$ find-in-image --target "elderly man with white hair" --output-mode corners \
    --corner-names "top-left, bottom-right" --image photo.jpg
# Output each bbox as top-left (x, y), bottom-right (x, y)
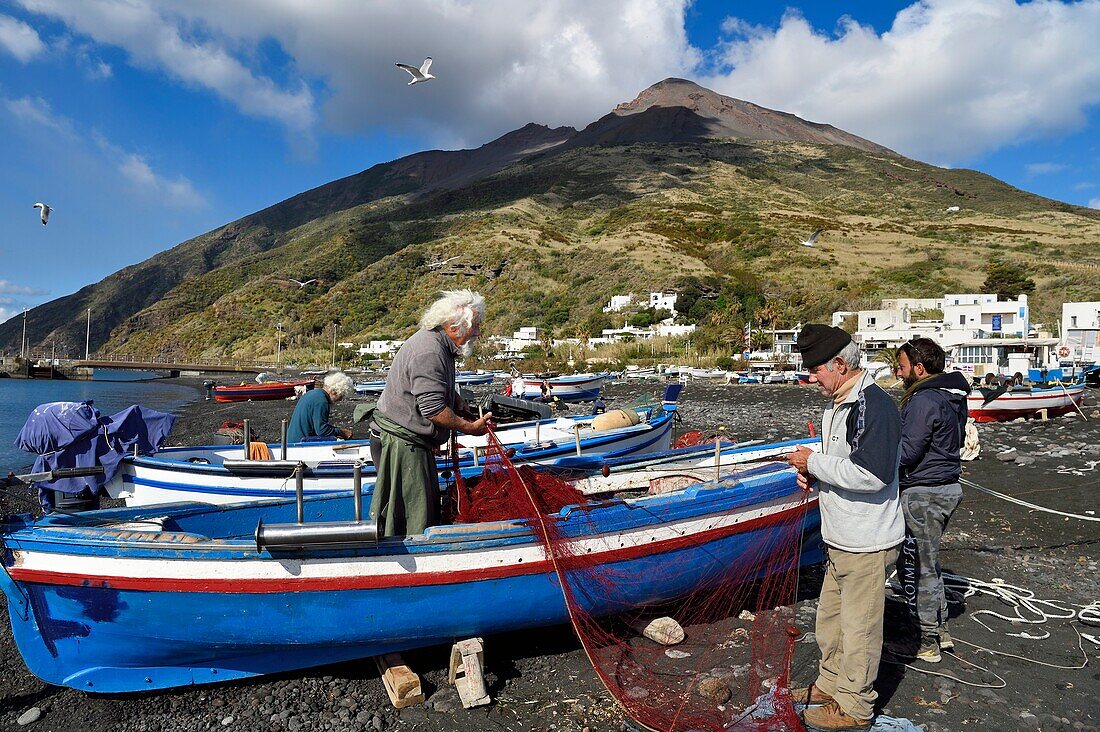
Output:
top-left (286, 371), bottom-right (355, 443)
top-left (784, 324), bottom-right (904, 732)
top-left (370, 290), bottom-right (493, 537)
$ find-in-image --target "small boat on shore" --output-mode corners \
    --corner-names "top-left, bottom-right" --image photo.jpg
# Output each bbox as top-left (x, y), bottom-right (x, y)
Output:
top-left (516, 372), bottom-right (609, 402)
top-left (213, 380), bottom-right (314, 403)
top-left (0, 460), bottom-right (821, 693)
top-left (105, 389), bottom-right (684, 506)
top-left (967, 381), bottom-right (1086, 422)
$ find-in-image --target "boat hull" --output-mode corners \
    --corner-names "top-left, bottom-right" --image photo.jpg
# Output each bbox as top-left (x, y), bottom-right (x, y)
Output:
top-left (212, 380), bottom-right (313, 403)
top-left (0, 467), bottom-right (821, 693)
top-left (967, 384), bottom-right (1085, 422)
top-left (520, 374), bottom-right (608, 402)
top-left (109, 409), bottom-right (677, 506)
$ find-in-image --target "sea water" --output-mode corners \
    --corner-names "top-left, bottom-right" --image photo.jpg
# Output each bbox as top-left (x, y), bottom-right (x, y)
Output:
top-left (0, 370), bottom-right (198, 473)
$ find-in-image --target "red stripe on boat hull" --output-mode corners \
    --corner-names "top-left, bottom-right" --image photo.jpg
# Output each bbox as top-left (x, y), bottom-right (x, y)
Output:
top-left (8, 500), bottom-right (816, 593)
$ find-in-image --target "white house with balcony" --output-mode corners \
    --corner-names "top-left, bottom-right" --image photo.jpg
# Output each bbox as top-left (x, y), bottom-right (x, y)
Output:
top-left (1061, 301), bottom-right (1099, 363)
top-left (649, 291), bottom-right (678, 315)
top-left (943, 294), bottom-right (1029, 337)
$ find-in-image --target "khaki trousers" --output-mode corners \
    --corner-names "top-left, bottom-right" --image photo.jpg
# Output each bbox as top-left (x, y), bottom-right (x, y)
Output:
top-left (814, 544), bottom-right (901, 721)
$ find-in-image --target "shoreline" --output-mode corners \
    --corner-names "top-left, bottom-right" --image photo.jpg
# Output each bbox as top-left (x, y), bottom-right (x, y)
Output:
top-left (0, 383), bottom-right (1097, 732)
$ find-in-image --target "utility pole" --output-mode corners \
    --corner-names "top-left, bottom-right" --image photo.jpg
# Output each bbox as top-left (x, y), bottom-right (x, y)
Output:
top-left (276, 322), bottom-right (283, 373)
top-left (331, 322), bottom-right (338, 368)
top-left (20, 309), bottom-right (27, 359)
top-left (85, 308), bottom-right (91, 359)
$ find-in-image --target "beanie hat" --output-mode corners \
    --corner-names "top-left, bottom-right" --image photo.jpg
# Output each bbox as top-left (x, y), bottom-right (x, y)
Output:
top-left (797, 324), bottom-right (853, 369)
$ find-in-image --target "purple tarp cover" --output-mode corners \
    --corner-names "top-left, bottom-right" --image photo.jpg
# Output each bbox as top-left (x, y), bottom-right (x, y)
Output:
top-left (15, 401), bottom-right (176, 505)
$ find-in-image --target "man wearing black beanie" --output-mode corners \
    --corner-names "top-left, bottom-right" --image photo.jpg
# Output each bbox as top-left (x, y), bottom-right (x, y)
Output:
top-left (786, 324), bottom-right (904, 732)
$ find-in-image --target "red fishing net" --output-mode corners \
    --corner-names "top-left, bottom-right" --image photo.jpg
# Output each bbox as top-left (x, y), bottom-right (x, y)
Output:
top-left (453, 429), bottom-right (818, 732)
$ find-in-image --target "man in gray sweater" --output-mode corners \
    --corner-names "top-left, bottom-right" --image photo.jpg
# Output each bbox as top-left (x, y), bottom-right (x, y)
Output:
top-left (370, 290), bottom-right (493, 537)
top-left (786, 324), bottom-right (904, 732)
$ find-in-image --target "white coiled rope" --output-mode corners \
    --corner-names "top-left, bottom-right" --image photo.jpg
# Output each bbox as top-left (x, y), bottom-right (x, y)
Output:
top-left (959, 477), bottom-right (1100, 522)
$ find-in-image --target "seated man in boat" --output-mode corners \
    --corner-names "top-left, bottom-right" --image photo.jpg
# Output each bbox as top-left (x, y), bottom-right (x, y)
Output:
top-left (369, 290), bottom-right (494, 537)
top-left (286, 371), bottom-right (355, 442)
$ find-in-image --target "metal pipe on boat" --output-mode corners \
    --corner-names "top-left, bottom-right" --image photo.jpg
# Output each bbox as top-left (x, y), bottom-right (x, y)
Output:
top-left (714, 428), bottom-right (724, 482)
top-left (295, 461), bottom-right (305, 524)
top-left (255, 520), bottom-right (378, 552)
top-left (535, 420), bottom-right (540, 447)
top-left (280, 419), bottom-right (288, 460)
top-left (243, 419), bottom-right (251, 459)
top-left (353, 463), bottom-right (363, 523)
top-left (574, 423), bottom-right (582, 456)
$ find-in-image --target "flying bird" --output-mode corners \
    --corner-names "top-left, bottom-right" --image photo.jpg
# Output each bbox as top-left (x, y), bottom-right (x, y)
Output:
top-left (287, 278), bottom-right (317, 288)
top-left (395, 57), bottom-right (435, 85)
top-left (801, 229), bottom-right (824, 248)
top-left (33, 202), bottom-right (52, 226)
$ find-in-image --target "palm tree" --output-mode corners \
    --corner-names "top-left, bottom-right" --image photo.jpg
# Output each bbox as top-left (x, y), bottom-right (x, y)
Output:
top-left (875, 346), bottom-right (901, 377)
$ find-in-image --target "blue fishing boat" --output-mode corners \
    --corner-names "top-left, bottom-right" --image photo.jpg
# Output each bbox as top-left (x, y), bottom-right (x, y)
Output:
top-left (103, 389), bottom-right (683, 507)
top-left (0, 461), bottom-right (821, 693)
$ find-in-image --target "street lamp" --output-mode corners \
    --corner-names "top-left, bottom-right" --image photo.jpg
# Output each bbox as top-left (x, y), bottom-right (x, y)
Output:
top-left (85, 308), bottom-right (91, 360)
top-left (20, 309), bottom-right (27, 359)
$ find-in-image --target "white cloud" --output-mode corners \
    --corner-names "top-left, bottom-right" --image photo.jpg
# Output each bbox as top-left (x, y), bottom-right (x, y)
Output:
top-left (1074, 181), bottom-right (1096, 190)
top-left (12, 0), bottom-right (1100, 166)
top-left (3, 95), bottom-right (78, 138)
top-left (1089, 198), bottom-right (1100, 209)
top-left (0, 13), bottom-right (44, 62)
top-left (16, 0), bottom-right (699, 147)
top-left (699, 0), bottom-right (1100, 163)
top-left (17, 0), bottom-right (316, 132)
top-left (0, 280), bottom-right (48, 296)
top-left (3, 95), bottom-right (207, 209)
top-left (1025, 162), bottom-right (1069, 175)
top-left (116, 151), bottom-right (205, 209)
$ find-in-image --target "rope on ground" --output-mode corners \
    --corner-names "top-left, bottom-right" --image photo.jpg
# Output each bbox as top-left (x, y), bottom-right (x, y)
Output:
top-left (884, 570), bottom-right (1096, 685)
top-left (959, 477), bottom-right (1100, 522)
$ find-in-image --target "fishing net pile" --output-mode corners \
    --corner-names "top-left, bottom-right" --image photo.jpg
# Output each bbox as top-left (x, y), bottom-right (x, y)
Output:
top-left (452, 430), bottom-right (819, 731)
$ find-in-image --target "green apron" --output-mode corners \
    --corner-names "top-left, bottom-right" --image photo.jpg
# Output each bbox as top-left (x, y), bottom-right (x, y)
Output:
top-left (369, 411), bottom-right (440, 538)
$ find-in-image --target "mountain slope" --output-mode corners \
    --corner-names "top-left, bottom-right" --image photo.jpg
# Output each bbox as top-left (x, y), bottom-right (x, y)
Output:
top-left (3, 80), bottom-right (1097, 361)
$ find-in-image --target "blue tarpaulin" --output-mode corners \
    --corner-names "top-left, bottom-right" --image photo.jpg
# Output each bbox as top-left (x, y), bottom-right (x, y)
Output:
top-left (15, 401), bottom-right (176, 508)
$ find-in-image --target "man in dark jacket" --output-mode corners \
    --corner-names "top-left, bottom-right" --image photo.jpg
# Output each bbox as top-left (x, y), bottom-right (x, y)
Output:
top-left (894, 338), bottom-right (971, 662)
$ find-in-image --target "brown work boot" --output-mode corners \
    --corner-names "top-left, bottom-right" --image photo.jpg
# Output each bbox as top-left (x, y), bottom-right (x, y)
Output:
top-left (790, 683), bottom-right (833, 705)
top-left (801, 699), bottom-right (872, 732)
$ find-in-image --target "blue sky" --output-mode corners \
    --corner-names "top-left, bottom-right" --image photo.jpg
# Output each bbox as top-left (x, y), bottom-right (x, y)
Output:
top-left (1, 0), bottom-right (1099, 324)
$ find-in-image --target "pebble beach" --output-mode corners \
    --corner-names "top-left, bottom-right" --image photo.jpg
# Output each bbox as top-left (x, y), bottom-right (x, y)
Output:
top-left (1, 380), bottom-right (1097, 732)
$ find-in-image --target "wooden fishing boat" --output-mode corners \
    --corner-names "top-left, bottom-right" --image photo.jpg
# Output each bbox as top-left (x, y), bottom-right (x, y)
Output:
top-left (104, 395), bottom-right (683, 507)
top-left (517, 372), bottom-right (609, 402)
top-left (967, 382), bottom-right (1086, 422)
top-left (0, 461), bottom-right (821, 693)
top-left (212, 380), bottom-right (314, 403)
top-left (456, 371), bottom-right (495, 386)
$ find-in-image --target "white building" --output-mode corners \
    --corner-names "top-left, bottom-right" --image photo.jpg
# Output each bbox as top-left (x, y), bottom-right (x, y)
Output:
top-left (943, 294), bottom-right (1029, 337)
top-left (655, 323), bottom-right (695, 338)
top-left (603, 295), bottom-right (634, 313)
top-left (357, 340), bottom-right (405, 357)
top-left (649, 291), bottom-right (678, 315)
top-left (1061, 301), bottom-right (1100, 363)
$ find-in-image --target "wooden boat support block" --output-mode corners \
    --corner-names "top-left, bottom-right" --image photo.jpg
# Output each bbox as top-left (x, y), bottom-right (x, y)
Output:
top-left (374, 653), bottom-right (425, 709)
top-left (448, 637), bottom-right (491, 708)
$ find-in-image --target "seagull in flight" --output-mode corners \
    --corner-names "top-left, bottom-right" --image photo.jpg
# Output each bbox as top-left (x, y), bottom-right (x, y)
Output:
top-left (33, 202), bottom-right (52, 226)
top-left (396, 57), bottom-right (435, 85)
top-left (801, 229), bottom-right (824, 248)
top-left (288, 278), bottom-right (317, 288)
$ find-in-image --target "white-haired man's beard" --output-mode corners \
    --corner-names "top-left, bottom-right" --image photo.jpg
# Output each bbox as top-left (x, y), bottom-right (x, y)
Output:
top-left (459, 339), bottom-right (476, 358)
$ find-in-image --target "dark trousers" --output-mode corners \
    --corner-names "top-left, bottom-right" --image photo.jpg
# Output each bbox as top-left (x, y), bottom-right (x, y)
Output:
top-left (896, 483), bottom-right (963, 637)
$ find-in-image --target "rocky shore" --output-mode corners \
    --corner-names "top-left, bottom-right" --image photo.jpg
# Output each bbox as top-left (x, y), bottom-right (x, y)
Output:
top-left (1, 380), bottom-right (1097, 732)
